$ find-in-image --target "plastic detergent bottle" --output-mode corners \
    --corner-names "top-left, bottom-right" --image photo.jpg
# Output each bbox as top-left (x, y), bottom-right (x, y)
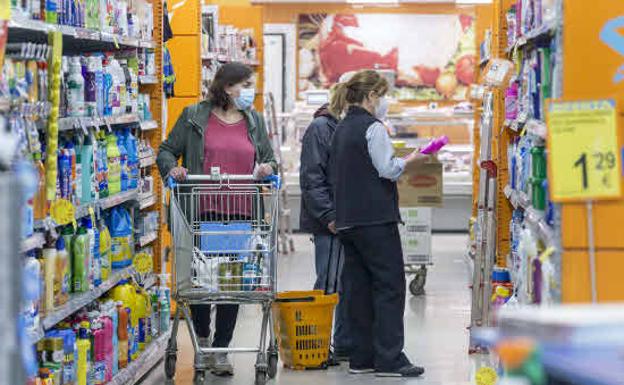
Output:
top-left (83, 218), bottom-right (98, 289)
top-left (110, 302), bottom-right (119, 376)
top-left (102, 57), bottom-right (113, 117)
top-left (108, 207), bottom-right (133, 269)
top-left (81, 133), bottom-right (95, 204)
top-left (117, 132), bottom-right (129, 192)
top-left (106, 133), bottom-right (121, 195)
top-left (124, 129), bottom-right (139, 190)
top-left (23, 252), bottom-right (42, 341)
top-left (60, 226), bottom-right (74, 293)
top-left (143, 291), bottom-right (152, 344)
top-left (42, 243), bottom-right (57, 313)
top-left (99, 220), bottom-right (112, 281)
top-left (55, 237), bottom-right (70, 306)
top-left (72, 226), bottom-right (90, 293)
top-left (97, 132), bottom-right (109, 198)
top-left (116, 302), bottom-right (129, 369)
top-left (67, 56), bottom-right (85, 117)
top-left (94, 56), bottom-right (105, 117)
top-left (92, 318), bottom-right (106, 385)
top-left (33, 153), bottom-right (47, 220)
top-left (84, 56), bottom-right (97, 117)
top-left (76, 323), bottom-right (91, 385)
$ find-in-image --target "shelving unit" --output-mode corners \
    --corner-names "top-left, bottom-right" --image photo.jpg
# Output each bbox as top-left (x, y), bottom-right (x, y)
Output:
top-left (4, 1), bottom-right (168, 381)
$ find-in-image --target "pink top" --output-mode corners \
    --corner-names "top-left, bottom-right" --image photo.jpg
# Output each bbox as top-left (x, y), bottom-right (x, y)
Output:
top-left (202, 113), bottom-right (255, 217)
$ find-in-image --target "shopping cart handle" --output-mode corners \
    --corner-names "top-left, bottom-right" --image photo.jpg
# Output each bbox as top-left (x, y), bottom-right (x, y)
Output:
top-left (167, 176), bottom-right (177, 189)
top-left (264, 174), bottom-right (281, 189)
top-left (274, 296), bottom-right (315, 303)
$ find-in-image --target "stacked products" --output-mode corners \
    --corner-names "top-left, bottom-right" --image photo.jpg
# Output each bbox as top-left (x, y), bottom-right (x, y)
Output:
top-left (10, 0), bottom-right (154, 42)
top-left (22, 207), bottom-right (135, 333)
top-left (30, 282), bottom-right (170, 385)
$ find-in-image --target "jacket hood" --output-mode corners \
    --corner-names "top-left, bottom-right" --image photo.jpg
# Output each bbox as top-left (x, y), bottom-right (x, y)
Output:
top-left (313, 103), bottom-right (336, 120)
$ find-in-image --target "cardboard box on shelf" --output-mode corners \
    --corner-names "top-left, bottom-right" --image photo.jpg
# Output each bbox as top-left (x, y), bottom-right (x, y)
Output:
top-left (395, 148), bottom-right (443, 207)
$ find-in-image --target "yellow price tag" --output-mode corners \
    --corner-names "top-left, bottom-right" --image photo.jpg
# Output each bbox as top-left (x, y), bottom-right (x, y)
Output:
top-left (50, 199), bottom-right (76, 226)
top-left (475, 367), bottom-right (498, 385)
top-left (133, 252), bottom-right (154, 274)
top-left (547, 99), bottom-right (621, 201)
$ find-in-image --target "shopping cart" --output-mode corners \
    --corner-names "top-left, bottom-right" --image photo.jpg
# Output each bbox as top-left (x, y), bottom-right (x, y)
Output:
top-left (164, 171), bottom-right (280, 385)
top-left (399, 207), bottom-right (433, 296)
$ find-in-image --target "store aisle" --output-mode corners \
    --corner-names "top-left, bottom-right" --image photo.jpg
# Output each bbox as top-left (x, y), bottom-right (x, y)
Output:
top-left (140, 234), bottom-right (482, 385)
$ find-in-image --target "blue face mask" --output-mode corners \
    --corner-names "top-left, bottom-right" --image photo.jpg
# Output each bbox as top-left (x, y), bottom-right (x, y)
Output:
top-left (234, 88), bottom-right (256, 110)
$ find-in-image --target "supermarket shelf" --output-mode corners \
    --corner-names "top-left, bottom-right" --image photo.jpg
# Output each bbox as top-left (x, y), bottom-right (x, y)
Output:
top-left (8, 16), bottom-right (155, 49)
top-left (59, 114), bottom-right (141, 131)
top-left (99, 189), bottom-right (139, 210)
top-left (138, 231), bottom-right (158, 247)
top-left (140, 120), bottom-right (158, 131)
top-left (506, 21), bottom-right (558, 54)
top-left (109, 328), bottom-right (171, 385)
top-left (504, 185), bottom-right (556, 247)
top-left (140, 155), bottom-right (156, 168)
top-left (139, 75), bottom-right (158, 85)
top-left (41, 265), bottom-right (135, 331)
top-left (203, 53), bottom-right (260, 66)
top-left (21, 232), bottom-right (46, 253)
top-left (139, 194), bottom-right (157, 210)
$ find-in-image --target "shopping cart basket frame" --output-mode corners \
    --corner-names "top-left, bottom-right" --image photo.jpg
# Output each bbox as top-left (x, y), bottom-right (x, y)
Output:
top-left (164, 172), bottom-right (281, 385)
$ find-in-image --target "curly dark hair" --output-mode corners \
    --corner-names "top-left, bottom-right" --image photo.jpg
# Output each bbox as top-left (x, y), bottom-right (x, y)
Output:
top-left (209, 62), bottom-right (254, 109)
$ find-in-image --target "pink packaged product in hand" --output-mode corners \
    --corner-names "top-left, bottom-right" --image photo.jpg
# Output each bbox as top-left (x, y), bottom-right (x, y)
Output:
top-left (420, 136), bottom-right (449, 155)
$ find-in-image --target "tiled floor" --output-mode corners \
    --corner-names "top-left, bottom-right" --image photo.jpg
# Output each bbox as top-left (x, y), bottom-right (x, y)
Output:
top-left (140, 234), bottom-right (488, 385)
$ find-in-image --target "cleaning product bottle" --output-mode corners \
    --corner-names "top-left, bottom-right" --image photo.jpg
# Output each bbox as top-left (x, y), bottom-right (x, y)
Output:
top-left (420, 135), bottom-right (449, 155)
top-left (135, 288), bottom-right (147, 352)
top-left (124, 129), bottom-right (139, 190)
top-left (23, 252), bottom-right (42, 336)
top-left (67, 56), bottom-right (85, 117)
top-left (81, 132), bottom-right (95, 204)
top-left (117, 132), bottom-right (128, 192)
top-left (72, 225), bottom-right (90, 293)
top-left (106, 133), bottom-right (121, 195)
top-left (93, 218), bottom-right (101, 287)
top-left (83, 218), bottom-right (99, 289)
top-left (111, 280), bottom-right (137, 361)
top-left (60, 226), bottom-right (74, 291)
top-left (110, 302), bottom-right (119, 377)
top-left (94, 56), bottom-right (105, 117)
top-left (99, 219), bottom-right (112, 282)
top-left (43, 243), bottom-right (57, 314)
top-left (108, 207), bottom-right (133, 269)
top-left (160, 289), bottom-right (170, 332)
top-left (72, 140), bottom-right (82, 206)
top-left (116, 302), bottom-right (129, 369)
top-left (58, 146), bottom-right (71, 200)
top-left (102, 57), bottom-right (113, 117)
top-left (143, 290), bottom-right (152, 344)
top-left (84, 56), bottom-right (97, 117)
top-left (97, 131), bottom-right (109, 198)
top-left (92, 318), bottom-right (106, 385)
top-left (55, 237), bottom-right (70, 306)
top-left (76, 322), bottom-right (91, 385)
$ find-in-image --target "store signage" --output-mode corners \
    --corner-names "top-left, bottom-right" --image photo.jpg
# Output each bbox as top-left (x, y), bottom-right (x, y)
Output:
top-left (600, 16), bottom-right (624, 84)
top-left (547, 99), bottom-right (621, 201)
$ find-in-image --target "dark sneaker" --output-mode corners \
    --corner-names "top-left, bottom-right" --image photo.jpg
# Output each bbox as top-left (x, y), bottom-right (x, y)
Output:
top-left (376, 364), bottom-right (425, 378)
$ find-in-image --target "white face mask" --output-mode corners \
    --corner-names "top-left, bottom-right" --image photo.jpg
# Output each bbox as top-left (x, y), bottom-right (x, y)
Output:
top-left (375, 96), bottom-right (389, 120)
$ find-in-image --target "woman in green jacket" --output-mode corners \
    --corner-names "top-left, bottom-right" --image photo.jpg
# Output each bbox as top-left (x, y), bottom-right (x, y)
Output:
top-left (157, 62), bottom-right (277, 376)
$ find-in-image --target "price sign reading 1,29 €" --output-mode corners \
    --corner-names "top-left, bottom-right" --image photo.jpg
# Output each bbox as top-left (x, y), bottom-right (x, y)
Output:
top-left (547, 99), bottom-right (621, 202)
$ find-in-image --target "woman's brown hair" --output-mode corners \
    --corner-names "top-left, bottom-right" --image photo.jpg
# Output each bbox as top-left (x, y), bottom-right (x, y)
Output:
top-left (329, 70), bottom-right (389, 117)
top-left (209, 62), bottom-right (253, 109)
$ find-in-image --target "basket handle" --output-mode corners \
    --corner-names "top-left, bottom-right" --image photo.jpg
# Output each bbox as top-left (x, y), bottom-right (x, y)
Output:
top-left (274, 296), bottom-right (316, 303)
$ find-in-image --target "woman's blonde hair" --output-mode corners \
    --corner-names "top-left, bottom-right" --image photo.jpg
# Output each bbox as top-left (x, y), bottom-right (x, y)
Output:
top-left (329, 70), bottom-right (389, 118)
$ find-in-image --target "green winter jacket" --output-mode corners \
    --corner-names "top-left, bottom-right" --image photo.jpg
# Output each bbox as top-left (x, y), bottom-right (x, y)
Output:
top-left (157, 100), bottom-right (278, 179)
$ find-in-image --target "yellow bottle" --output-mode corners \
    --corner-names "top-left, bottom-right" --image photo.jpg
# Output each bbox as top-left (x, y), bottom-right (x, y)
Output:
top-left (111, 281), bottom-right (138, 360)
top-left (99, 221), bottom-right (112, 281)
top-left (76, 322), bottom-right (91, 385)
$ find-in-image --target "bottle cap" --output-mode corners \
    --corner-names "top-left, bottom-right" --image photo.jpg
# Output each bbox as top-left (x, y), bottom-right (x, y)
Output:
top-left (56, 236), bottom-right (65, 250)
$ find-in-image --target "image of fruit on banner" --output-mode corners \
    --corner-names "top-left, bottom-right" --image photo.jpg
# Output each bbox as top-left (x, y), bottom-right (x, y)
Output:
top-left (297, 13), bottom-right (476, 101)
top-left (108, 207), bottom-right (133, 269)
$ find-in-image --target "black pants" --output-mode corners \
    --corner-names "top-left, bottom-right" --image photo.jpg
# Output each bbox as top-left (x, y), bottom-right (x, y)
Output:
top-left (339, 223), bottom-right (409, 372)
top-left (191, 304), bottom-right (239, 347)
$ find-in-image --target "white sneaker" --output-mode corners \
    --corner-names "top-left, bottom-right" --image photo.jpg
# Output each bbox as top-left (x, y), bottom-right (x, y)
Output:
top-left (196, 338), bottom-right (213, 369)
top-left (212, 353), bottom-right (234, 376)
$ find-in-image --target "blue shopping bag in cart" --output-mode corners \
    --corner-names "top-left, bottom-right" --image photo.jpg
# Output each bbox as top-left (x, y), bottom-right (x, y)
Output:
top-left (200, 222), bottom-right (253, 255)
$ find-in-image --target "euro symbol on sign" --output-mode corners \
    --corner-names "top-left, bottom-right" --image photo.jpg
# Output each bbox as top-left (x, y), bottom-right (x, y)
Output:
top-left (600, 16), bottom-right (624, 84)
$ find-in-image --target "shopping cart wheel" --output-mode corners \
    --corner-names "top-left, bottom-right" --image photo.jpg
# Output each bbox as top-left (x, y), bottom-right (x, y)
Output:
top-left (409, 266), bottom-right (427, 296)
top-left (267, 351), bottom-right (279, 378)
top-left (164, 353), bottom-right (177, 379)
top-left (193, 370), bottom-right (206, 384)
top-left (255, 368), bottom-right (268, 385)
